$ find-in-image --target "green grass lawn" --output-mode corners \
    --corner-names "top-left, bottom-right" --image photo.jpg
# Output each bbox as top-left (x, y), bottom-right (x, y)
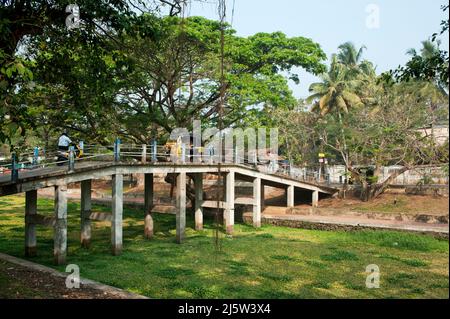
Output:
top-left (0, 195), bottom-right (448, 299)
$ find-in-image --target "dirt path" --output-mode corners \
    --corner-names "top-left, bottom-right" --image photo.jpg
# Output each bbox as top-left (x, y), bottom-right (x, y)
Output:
top-left (0, 253), bottom-right (147, 299)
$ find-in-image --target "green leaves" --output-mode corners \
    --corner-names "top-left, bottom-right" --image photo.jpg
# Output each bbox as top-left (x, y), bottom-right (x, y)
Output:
top-left (116, 15), bottom-right (326, 140)
top-left (389, 5), bottom-right (449, 92)
top-left (1, 3), bottom-right (327, 148)
top-left (308, 53), bottom-right (367, 116)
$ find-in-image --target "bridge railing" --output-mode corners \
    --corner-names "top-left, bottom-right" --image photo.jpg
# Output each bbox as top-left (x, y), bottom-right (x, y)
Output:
top-left (0, 141), bottom-right (331, 185)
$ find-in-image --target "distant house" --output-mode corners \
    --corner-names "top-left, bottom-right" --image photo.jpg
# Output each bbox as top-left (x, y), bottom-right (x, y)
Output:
top-left (418, 124), bottom-right (449, 146)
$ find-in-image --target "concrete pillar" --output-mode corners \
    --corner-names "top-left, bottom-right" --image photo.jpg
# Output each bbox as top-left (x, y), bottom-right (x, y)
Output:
top-left (141, 144), bottom-right (147, 164)
top-left (253, 177), bottom-right (261, 228)
top-left (144, 174), bottom-right (154, 239)
top-left (287, 185), bottom-right (295, 208)
top-left (176, 172), bottom-right (186, 244)
top-left (80, 180), bottom-right (92, 248)
top-left (194, 173), bottom-right (204, 231)
top-left (25, 190), bottom-right (37, 257)
top-left (111, 174), bottom-right (123, 255)
top-left (54, 185), bottom-right (67, 265)
top-left (225, 171), bottom-right (235, 235)
top-left (312, 190), bottom-right (319, 208)
top-left (261, 183), bottom-right (265, 212)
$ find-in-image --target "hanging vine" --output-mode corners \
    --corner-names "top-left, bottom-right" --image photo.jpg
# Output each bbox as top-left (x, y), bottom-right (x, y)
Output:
top-left (212, 0), bottom-right (228, 252)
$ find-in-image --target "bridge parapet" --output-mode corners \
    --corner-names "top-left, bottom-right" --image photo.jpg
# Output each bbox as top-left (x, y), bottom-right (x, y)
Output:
top-left (0, 142), bottom-right (334, 188)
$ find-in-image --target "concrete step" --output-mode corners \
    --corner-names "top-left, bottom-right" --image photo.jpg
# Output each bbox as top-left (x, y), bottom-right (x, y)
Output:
top-left (262, 214), bottom-right (449, 238)
top-left (288, 207), bottom-right (449, 225)
top-left (259, 204), bottom-right (449, 226)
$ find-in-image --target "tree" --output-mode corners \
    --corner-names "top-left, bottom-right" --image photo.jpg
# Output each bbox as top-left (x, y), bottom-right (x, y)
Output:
top-left (156, 0), bottom-right (207, 16)
top-left (115, 16), bottom-right (326, 143)
top-left (406, 40), bottom-right (449, 96)
top-left (337, 42), bottom-right (366, 66)
top-left (336, 42), bottom-right (375, 77)
top-left (4, 9), bottom-right (326, 148)
top-left (317, 81), bottom-right (448, 201)
top-left (19, 37), bottom-right (130, 146)
top-left (389, 5), bottom-right (449, 94)
top-left (307, 55), bottom-right (364, 116)
top-left (273, 106), bottom-right (320, 166)
top-left (279, 75), bottom-right (448, 201)
top-left (0, 0), bottom-right (139, 147)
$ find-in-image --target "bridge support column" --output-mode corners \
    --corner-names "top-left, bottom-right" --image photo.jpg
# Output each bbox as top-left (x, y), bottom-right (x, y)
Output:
top-left (144, 174), bottom-right (154, 239)
top-left (287, 185), bottom-right (295, 208)
top-left (25, 190), bottom-right (37, 257)
top-left (312, 190), bottom-right (319, 208)
top-left (176, 172), bottom-right (186, 244)
top-left (253, 177), bottom-right (261, 228)
top-left (261, 183), bottom-right (265, 212)
top-left (54, 185), bottom-right (67, 265)
top-left (224, 171), bottom-right (235, 235)
top-left (194, 173), bottom-right (203, 231)
top-left (111, 174), bottom-right (123, 255)
top-left (80, 180), bottom-right (92, 248)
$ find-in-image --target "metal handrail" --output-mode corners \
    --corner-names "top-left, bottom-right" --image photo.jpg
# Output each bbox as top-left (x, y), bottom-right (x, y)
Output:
top-left (0, 141), bottom-right (334, 185)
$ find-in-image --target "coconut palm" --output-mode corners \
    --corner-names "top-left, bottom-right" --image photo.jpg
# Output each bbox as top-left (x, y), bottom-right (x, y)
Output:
top-left (407, 40), bottom-right (441, 59)
top-left (336, 42), bottom-right (375, 77)
top-left (307, 55), bottom-right (364, 116)
top-left (337, 42), bottom-right (366, 66)
top-left (407, 40), bottom-right (448, 96)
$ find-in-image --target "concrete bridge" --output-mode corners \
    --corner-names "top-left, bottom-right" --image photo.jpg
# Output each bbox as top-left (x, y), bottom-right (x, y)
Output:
top-left (0, 159), bottom-right (338, 265)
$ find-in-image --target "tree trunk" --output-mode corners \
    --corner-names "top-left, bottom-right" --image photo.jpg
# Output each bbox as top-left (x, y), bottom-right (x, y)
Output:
top-left (367, 167), bottom-right (410, 200)
top-left (361, 180), bottom-right (370, 202)
top-left (165, 173), bottom-right (198, 204)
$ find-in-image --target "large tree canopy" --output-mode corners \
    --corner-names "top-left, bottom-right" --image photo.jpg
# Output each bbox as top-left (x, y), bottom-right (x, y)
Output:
top-left (116, 16), bottom-right (326, 143)
top-left (0, 0), bottom-right (142, 146)
top-left (8, 12), bottom-right (326, 147)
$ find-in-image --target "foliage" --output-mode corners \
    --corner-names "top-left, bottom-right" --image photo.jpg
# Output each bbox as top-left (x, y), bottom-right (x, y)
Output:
top-left (307, 55), bottom-right (365, 116)
top-left (301, 34), bottom-right (448, 201)
top-left (0, 0), bottom-right (140, 149)
top-left (116, 16), bottom-right (326, 143)
top-left (279, 46), bottom-right (449, 200)
top-left (388, 5), bottom-right (449, 93)
top-left (272, 106), bottom-right (320, 165)
top-left (1, 3), bottom-right (326, 147)
top-left (307, 42), bottom-right (376, 117)
top-left (417, 175), bottom-right (434, 187)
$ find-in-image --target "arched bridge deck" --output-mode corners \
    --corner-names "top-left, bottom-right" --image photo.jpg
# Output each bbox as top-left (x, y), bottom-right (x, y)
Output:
top-left (0, 161), bottom-right (338, 265)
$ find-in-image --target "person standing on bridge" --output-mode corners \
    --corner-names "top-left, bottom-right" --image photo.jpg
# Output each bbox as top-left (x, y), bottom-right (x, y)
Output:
top-left (58, 130), bottom-right (72, 151)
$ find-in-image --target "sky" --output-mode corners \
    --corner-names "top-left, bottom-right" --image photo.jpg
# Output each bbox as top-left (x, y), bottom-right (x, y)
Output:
top-left (187, 0), bottom-right (449, 99)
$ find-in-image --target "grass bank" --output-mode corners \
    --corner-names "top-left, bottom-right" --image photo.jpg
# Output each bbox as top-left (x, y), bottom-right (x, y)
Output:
top-left (0, 195), bottom-right (448, 299)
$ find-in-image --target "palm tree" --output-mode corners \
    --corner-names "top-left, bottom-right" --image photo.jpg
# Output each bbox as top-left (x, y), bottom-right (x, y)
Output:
top-left (407, 40), bottom-right (441, 59)
top-left (336, 42), bottom-right (375, 77)
top-left (307, 55), bottom-right (364, 116)
top-left (337, 42), bottom-right (366, 66)
top-left (307, 55), bottom-right (365, 189)
top-left (335, 42), bottom-right (378, 107)
top-left (407, 40), bottom-right (448, 97)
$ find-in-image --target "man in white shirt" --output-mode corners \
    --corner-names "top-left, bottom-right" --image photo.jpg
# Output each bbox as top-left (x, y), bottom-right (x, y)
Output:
top-left (58, 130), bottom-right (72, 151)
